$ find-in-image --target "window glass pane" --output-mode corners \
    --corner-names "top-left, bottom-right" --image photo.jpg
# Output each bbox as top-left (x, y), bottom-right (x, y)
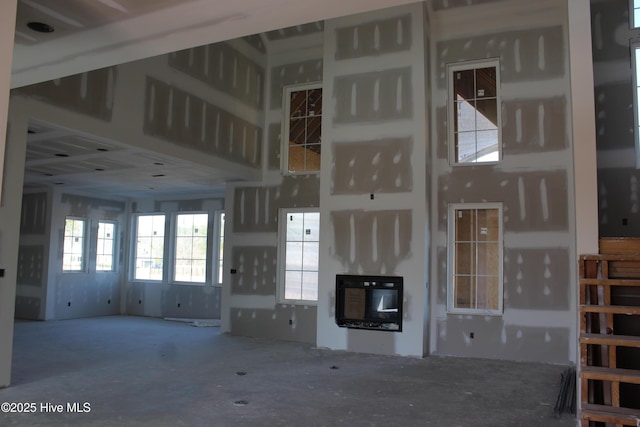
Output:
top-left (450, 206), bottom-right (502, 313)
top-left (135, 215), bottom-right (165, 281)
top-left (285, 270), bottom-right (302, 300)
top-left (174, 213), bottom-right (208, 283)
top-left (453, 69), bottom-right (475, 100)
top-left (63, 218), bottom-right (85, 271)
top-left (451, 62), bottom-right (499, 164)
top-left (287, 213), bottom-right (305, 240)
top-left (302, 242), bottom-right (319, 270)
top-left (286, 242), bottom-right (303, 270)
top-left (285, 85), bottom-right (322, 174)
top-left (475, 67), bottom-right (496, 98)
top-left (302, 271), bottom-right (318, 301)
top-left (303, 212), bottom-right (320, 241)
top-left (97, 221), bottom-right (115, 271)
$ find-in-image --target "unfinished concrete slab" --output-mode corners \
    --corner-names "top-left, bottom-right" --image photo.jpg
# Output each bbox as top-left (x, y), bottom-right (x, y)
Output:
top-left (1, 316), bottom-right (575, 426)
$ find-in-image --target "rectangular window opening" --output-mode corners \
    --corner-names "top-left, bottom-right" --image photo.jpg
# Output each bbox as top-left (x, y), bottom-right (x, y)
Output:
top-left (97, 221), bottom-right (116, 272)
top-left (448, 59), bottom-right (501, 165)
top-left (134, 214), bottom-right (166, 281)
top-left (282, 83), bottom-right (322, 175)
top-left (174, 213), bottom-right (209, 284)
top-left (63, 217), bottom-right (87, 272)
top-left (448, 203), bottom-right (503, 315)
top-left (278, 208), bottom-right (320, 304)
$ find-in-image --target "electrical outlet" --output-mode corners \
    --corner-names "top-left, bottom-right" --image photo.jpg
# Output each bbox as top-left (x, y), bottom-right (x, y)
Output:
top-left (470, 332), bottom-right (475, 339)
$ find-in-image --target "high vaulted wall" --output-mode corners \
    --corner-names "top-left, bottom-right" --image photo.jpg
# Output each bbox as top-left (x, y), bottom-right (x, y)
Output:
top-left (317, 3), bottom-right (429, 357)
top-left (429, 0), bottom-right (576, 363)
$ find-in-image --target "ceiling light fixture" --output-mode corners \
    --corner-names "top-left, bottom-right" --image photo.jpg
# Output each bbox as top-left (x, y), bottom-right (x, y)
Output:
top-left (27, 22), bottom-right (55, 33)
top-left (54, 153), bottom-right (69, 157)
top-left (96, 148), bottom-right (109, 152)
top-left (152, 174), bottom-right (165, 178)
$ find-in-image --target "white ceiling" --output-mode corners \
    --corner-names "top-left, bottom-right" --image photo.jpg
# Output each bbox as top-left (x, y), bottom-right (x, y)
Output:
top-left (13, 0), bottom-right (421, 200)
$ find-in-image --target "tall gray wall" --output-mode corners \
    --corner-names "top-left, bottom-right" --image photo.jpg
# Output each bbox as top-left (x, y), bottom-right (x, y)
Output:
top-left (221, 25), bottom-right (324, 344)
top-left (429, 1), bottom-right (575, 363)
top-left (591, 0), bottom-right (640, 237)
top-left (317, 3), bottom-right (428, 357)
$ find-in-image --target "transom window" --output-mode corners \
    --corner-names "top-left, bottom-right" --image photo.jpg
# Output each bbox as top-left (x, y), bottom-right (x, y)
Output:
top-left (134, 214), bottom-right (165, 281)
top-left (632, 40), bottom-right (640, 168)
top-left (448, 59), bottom-right (501, 164)
top-left (174, 213), bottom-right (208, 283)
top-left (96, 221), bottom-right (116, 272)
top-left (633, 0), bottom-right (640, 28)
top-left (282, 83), bottom-right (322, 174)
top-left (63, 217), bottom-right (86, 271)
top-left (448, 203), bottom-right (503, 315)
top-left (278, 208), bottom-right (320, 303)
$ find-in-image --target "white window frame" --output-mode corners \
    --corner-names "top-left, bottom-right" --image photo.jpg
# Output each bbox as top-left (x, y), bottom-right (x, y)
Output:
top-left (96, 220), bottom-right (117, 272)
top-left (631, 0), bottom-right (640, 28)
top-left (632, 39), bottom-right (640, 168)
top-left (62, 216), bottom-right (87, 272)
top-left (277, 207), bottom-right (320, 305)
top-left (281, 82), bottom-right (322, 176)
top-left (172, 212), bottom-right (209, 285)
top-left (447, 202), bottom-right (503, 315)
top-left (215, 210), bottom-right (225, 286)
top-left (447, 58), bottom-right (502, 166)
top-left (132, 213), bottom-right (166, 282)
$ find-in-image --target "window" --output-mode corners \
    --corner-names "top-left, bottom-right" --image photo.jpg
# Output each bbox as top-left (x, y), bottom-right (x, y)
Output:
top-left (134, 214), bottom-right (165, 280)
top-left (216, 211), bottom-right (225, 285)
top-left (448, 203), bottom-right (503, 314)
top-left (633, 0), bottom-right (640, 28)
top-left (448, 59), bottom-right (501, 164)
top-left (633, 40), bottom-right (640, 168)
top-left (63, 217), bottom-right (86, 271)
top-left (282, 83), bottom-right (322, 174)
top-left (96, 221), bottom-right (116, 271)
top-left (278, 208), bottom-right (320, 303)
top-left (174, 213), bottom-right (208, 283)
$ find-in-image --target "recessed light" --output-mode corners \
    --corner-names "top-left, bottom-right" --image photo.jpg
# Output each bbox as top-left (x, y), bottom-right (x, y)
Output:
top-left (43, 173), bottom-right (53, 176)
top-left (27, 22), bottom-right (54, 33)
top-left (154, 162), bottom-right (164, 166)
top-left (95, 168), bottom-right (105, 171)
top-left (54, 182), bottom-right (65, 185)
top-left (54, 153), bottom-right (69, 157)
top-left (152, 174), bottom-right (165, 178)
top-left (96, 148), bottom-right (109, 152)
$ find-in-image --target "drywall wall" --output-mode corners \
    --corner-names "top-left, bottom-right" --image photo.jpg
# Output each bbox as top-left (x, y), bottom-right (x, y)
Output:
top-left (125, 197), bottom-right (223, 319)
top-left (15, 189), bottom-right (52, 320)
top-left (221, 25), bottom-right (323, 343)
top-left (429, 0), bottom-right (575, 363)
top-left (591, 0), bottom-right (640, 237)
top-left (317, 3), bottom-right (428, 357)
top-left (44, 191), bottom-right (126, 320)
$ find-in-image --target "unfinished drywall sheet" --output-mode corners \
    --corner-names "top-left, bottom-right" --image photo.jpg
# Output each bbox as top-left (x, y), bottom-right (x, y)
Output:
top-left (161, 286), bottom-right (222, 319)
top-left (20, 192), bottom-right (48, 234)
top-left (436, 317), bottom-right (570, 363)
top-left (242, 35), bottom-right (266, 54)
top-left (334, 14), bottom-right (412, 59)
top-left (230, 305), bottom-right (317, 343)
top-left (334, 67), bottom-right (413, 123)
top-left (17, 67), bottom-right (116, 121)
top-left (436, 26), bottom-right (564, 86)
top-left (17, 246), bottom-right (44, 287)
top-left (317, 3), bottom-right (428, 357)
top-left (169, 42), bottom-right (265, 110)
top-left (230, 246), bottom-right (277, 295)
top-left (269, 59), bottom-right (324, 109)
top-left (439, 170), bottom-right (568, 231)
top-left (143, 77), bottom-right (262, 168)
top-left (331, 210), bottom-right (412, 274)
top-left (332, 138), bottom-right (413, 194)
top-left (232, 176), bottom-right (320, 233)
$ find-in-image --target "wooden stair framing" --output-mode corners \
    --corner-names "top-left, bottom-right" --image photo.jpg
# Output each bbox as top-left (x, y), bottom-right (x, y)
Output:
top-left (579, 238), bottom-right (640, 427)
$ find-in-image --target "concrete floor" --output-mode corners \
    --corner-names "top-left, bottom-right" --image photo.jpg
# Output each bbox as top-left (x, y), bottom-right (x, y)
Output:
top-left (0, 316), bottom-right (577, 426)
